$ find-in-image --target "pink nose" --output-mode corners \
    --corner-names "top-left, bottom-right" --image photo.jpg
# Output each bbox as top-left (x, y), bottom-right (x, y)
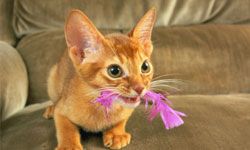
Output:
top-left (134, 86), bottom-right (144, 95)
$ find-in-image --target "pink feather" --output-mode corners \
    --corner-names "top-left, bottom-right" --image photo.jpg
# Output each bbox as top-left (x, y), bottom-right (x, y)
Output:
top-left (93, 90), bottom-right (186, 129)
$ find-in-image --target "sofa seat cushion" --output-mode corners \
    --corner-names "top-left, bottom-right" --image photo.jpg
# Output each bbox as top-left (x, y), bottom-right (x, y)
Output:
top-left (16, 25), bottom-right (250, 103)
top-left (1, 94), bottom-right (250, 150)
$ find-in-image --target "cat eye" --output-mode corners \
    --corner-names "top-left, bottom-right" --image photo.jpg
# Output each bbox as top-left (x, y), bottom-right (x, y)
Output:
top-left (107, 64), bottom-right (123, 78)
top-left (141, 60), bottom-right (150, 73)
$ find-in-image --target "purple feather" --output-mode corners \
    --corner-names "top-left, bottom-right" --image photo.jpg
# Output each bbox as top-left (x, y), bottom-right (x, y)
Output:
top-left (143, 91), bottom-right (186, 129)
top-left (92, 90), bottom-right (119, 116)
top-left (93, 90), bottom-right (186, 129)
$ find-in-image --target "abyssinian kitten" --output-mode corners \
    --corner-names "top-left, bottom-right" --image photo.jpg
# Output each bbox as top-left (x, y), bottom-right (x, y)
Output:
top-left (43, 8), bottom-right (156, 150)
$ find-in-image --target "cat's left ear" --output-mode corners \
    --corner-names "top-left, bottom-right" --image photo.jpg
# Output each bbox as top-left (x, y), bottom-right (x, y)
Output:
top-left (129, 8), bottom-right (156, 56)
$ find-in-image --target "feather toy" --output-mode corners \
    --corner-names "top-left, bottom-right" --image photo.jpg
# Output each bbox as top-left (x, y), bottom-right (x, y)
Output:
top-left (93, 90), bottom-right (186, 129)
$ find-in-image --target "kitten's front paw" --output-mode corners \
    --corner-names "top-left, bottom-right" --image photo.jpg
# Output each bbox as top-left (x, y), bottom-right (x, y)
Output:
top-left (55, 144), bottom-right (83, 150)
top-left (103, 131), bottom-right (131, 149)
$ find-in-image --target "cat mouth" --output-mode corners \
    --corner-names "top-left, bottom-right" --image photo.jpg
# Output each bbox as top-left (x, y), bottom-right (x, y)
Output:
top-left (120, 96), bottom-right (141, 104)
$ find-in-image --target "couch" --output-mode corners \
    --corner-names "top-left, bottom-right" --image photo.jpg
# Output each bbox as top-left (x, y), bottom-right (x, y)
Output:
top-left (1, 0), bottom-right (250, 149)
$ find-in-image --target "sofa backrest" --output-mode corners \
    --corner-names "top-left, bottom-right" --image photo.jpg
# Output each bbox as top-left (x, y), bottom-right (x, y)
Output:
top-left (13, 0), bottom-right (250, 38)
top-left (16, 25), bottom-right (250, 104)
top-left (0, 0), bottom-right (15, 45)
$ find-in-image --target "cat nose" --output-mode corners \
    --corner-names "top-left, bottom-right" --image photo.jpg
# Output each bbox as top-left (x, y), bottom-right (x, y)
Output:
top-left (134, 85), bottom-right (144, 95)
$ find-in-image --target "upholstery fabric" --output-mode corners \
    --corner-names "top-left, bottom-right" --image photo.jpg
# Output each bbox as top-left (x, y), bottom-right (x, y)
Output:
top-left (0, 42), bottom-right (28, 121)
top-left (151, 25), bottom-right (250, 95)
top-left (16, 30), bottom-right (66, 104)
top-left (0, 0), bottom-right (16, 45)
top-left (1, 94), bottom-right (250, 150)
top-left (16, 25), bottom-right (250, 104)
top-left (13, 0), bottom-right (250, 38)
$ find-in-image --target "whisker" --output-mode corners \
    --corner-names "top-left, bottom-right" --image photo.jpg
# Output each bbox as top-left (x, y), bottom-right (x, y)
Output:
top-left (151, 80), bottom-right (185, 84)
top-left (152, 74), bottom-right (182, 81)
top-left (152, 78), bottom-right (184, 82)
top-left (149, 87), bottom-right (170, 94)
top-left (83, 87), bottom-right (117, 97)
top-left (150, 84), bottom-right (181, 91)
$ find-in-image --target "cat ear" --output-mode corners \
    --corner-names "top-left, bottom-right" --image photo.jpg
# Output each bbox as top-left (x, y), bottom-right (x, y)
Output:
top-left (65, 10), bottom-right (104, 65)
top-left (129, 8), bottom-right (156, 56)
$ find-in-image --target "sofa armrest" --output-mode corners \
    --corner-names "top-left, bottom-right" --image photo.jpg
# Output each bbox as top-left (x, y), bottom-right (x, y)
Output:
top-left (0, 41), bottom-right (28, 121)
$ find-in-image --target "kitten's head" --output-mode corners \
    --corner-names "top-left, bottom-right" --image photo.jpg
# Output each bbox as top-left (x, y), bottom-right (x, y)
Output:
top-left (65, 8), bottom-right (156, 108)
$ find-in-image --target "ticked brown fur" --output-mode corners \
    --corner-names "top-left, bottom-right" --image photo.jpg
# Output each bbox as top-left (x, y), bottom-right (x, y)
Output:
top-left (44, 8), bottom-right (156, 150)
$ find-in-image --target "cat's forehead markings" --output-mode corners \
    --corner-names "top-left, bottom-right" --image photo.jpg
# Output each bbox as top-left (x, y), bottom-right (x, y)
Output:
top-left (105, 33), bottom-right (146, 70)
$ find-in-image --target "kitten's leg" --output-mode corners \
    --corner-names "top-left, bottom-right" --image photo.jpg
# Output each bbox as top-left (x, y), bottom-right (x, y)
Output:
top-left (54, 112), bottom-right (83, 150)
top-left (43, 105), bottom-right (55, 119)
top-left (103, 119), bottom-right (131, 149)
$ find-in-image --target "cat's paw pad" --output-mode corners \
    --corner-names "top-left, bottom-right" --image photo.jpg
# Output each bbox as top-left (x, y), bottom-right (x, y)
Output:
top-left (55, 144), bottom-right (83, 150)
top-left (103, 132), bottom-right (131, 149)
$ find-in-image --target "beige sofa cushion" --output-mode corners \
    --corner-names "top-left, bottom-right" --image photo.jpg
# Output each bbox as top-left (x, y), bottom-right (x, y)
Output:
top-left (13, 0), bottom-right (250, 38)
top-left (16, 25), bottom-right (250, 104)
top-left (0, 42), bottom-right (28, 120)
top-left (1, 94), bottom-right (250, 149)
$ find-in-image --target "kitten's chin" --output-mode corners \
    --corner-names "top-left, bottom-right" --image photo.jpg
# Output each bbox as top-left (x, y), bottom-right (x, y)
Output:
top-left (115, 97), bottom-right (141, 108)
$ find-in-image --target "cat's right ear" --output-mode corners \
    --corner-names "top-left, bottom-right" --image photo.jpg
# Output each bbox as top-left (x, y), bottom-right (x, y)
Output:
top-left (128, 8), bottom-right (156, 56)
top-left (65, 10), bottom-right (104, 65)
